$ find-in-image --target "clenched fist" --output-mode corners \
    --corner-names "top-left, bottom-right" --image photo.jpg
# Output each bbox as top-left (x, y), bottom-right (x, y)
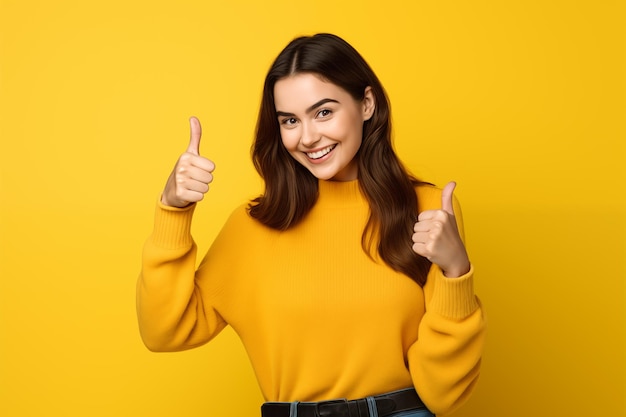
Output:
top-left (412, 181), bottom-right (470, 278)
top-left (161, 117), bottom-right (215, 208)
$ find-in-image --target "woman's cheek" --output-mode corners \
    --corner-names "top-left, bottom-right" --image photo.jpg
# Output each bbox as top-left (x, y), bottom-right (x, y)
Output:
top-left (280, 129), bottom-right (299, 151)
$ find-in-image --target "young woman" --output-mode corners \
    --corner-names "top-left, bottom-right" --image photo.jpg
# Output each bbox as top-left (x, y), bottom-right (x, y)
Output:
top-left (137, 33), bottom-right (485, 417)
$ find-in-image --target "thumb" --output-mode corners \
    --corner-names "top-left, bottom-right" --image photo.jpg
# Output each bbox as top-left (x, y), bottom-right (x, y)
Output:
top-left (441, 181), bottom-right (456, 215)
top-left (186, 116), bottom-right (202, 155)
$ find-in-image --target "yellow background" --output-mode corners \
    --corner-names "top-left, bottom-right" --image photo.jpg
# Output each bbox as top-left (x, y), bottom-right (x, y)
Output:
top-left (1, 1), bottom-right (624, 416)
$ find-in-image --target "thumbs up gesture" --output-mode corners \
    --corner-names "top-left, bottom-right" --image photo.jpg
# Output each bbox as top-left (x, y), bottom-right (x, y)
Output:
top-left (412, 182), bottom-right (470, 278)
top-left (161, 117), bottom-right (216, 208)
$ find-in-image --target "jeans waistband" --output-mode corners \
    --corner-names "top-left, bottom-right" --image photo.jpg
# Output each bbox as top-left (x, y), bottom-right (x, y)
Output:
top-left (261, 388), bottom-right (428, 417)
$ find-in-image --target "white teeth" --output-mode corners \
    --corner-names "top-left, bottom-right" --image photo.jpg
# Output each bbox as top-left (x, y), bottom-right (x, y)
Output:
top-left (307, 144), bottom-right (336, 159)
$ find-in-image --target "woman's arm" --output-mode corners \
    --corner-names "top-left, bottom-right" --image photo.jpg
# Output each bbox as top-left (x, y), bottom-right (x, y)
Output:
top-left (408, 265), bottom-right (485, 415)
top-left (136, 202), bottom-right (227, 352)
top-left (409, 184), bottom-right (486, 415)
top-left (136, 117), bottom-right (225, 351)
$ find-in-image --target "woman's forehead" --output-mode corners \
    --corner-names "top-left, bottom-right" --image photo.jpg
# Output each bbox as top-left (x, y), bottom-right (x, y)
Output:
top-left (274, 74), bottom-right (350, 111)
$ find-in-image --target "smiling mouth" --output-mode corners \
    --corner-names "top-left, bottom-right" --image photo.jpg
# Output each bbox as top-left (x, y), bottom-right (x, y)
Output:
top-left (306, 144), bottom-right (337, 160)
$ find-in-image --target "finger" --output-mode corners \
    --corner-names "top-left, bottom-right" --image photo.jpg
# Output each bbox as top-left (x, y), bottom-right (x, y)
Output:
top-left (187, 116), bottom-right (202, 155)
top-left (412, 231), bottom-right (428, 244)
top-left (441, 181), bottom-right (456, 215)
top-left (178, 189), bottom-right (206, 205)
top-left (417, 209), bottom-right (437, 223)
top-left (418, 209), bottom-right (448, 223)
top-left (184, 178), bottom-right (210, 194)
top-left (413, 221), bottom-right (431, 233)
top-left (411, 242), bottom-right (431, 260)
top-left (189, 155), bottom-right (215, 173)
top-left (185, 166), bottom-right (214, 185)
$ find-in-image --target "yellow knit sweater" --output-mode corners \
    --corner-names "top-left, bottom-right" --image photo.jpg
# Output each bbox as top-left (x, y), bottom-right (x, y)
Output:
top-left (137, 180), bottom-right (485, 416)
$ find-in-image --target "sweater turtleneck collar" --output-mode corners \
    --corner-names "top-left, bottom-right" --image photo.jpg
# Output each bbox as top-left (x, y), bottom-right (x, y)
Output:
top-left (316, 179), bottom-right (366, 208)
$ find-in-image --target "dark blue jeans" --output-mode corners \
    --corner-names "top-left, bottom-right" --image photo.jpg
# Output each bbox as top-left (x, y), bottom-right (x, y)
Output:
top-left (387, 410), bottom-right (435, 417)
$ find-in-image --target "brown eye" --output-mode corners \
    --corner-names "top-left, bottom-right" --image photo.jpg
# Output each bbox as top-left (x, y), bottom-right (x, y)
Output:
top-left (279, 117), bottom-right (300, 130)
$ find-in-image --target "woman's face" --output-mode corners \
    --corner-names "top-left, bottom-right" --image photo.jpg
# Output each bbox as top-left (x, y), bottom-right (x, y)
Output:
top-left (274, 73), bottom-right (374, 181)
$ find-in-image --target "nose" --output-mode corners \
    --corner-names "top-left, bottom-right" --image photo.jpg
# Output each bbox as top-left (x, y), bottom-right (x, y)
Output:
top-left (300, 121), bottom-right (321, 148)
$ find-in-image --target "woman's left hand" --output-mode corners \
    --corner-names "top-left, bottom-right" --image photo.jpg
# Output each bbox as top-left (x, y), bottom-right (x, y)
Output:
top-left (412, 181), bottom-right (470, 278)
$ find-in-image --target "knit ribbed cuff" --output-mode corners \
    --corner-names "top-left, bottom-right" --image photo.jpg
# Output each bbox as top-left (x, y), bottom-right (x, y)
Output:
top-left (150, 200), bottom-right (196, 249)
top-left (428, 264), bottom-right (479, 320)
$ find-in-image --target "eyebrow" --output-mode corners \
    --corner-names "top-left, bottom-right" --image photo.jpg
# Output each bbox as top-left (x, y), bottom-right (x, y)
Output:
top-left (276, 98), bottom-right (339, 117)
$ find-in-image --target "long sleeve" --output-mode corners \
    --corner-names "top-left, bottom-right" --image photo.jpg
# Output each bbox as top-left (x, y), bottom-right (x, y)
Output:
top-left (408, 265), bottom-right (485, 415)
top-left (136, 201), bottom-right (226, 351)
top-left (408, 191), bottom-right (486, 415)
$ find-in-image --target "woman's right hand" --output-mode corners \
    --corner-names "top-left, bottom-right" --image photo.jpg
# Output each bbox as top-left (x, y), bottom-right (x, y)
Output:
top-left (161, 117), bottom-right (216, 208)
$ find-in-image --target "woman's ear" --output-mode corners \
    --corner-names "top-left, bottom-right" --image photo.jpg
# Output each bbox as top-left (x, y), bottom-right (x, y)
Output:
top-left (362, 86), bottom-right (375, 121)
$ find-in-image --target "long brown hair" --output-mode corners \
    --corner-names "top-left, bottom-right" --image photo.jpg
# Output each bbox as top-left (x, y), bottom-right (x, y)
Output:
top-left (249, 33), bottom-right (431, 286)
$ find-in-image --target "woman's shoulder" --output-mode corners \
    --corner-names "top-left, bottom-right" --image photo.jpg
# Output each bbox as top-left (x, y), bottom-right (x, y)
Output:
top-left (222, 202), bottom-right (274, 233)
top-left (414, 182), bottom-right (443, 211)
top-left (223, 202), bottom-right (256, 226)
top-left (209, 202), bottom-right (271, 249)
